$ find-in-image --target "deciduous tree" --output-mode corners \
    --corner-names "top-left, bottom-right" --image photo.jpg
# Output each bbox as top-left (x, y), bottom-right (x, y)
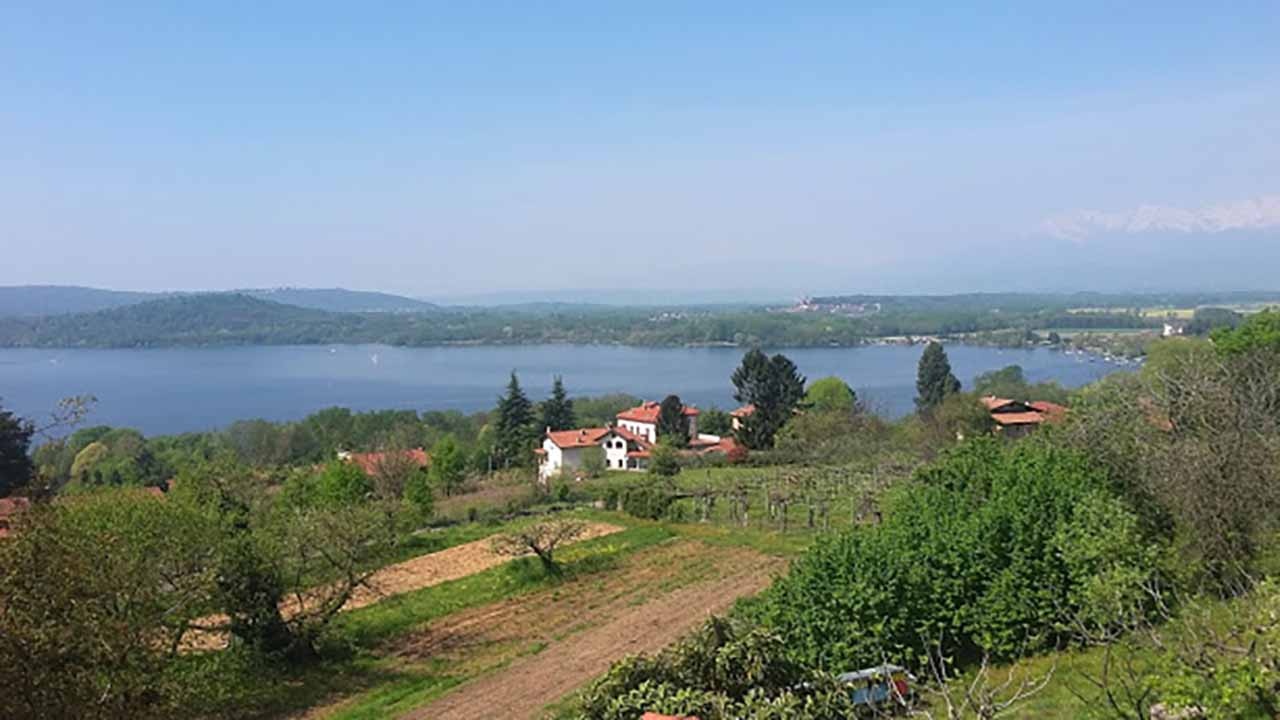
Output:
top-left (490, 518), bottom-right (586, 574)
top-left (731, 349), bottom-right (806, 449)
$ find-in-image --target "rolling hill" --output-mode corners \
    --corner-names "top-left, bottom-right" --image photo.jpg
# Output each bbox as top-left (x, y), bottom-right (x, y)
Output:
top-left (0, 293), bottom-right (379, 348)
top-left (0, 286), bottom-right (160, 317)
top-left (0, 285), bottom-right (439, 318)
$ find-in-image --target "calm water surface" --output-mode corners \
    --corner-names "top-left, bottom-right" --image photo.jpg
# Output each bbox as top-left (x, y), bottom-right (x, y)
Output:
top-left (0, 344), bottom-right (1129, 435)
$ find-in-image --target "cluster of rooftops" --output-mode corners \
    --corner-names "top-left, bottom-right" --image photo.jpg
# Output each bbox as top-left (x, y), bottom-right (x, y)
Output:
top-left (536, 400), bottom-right (739, 478)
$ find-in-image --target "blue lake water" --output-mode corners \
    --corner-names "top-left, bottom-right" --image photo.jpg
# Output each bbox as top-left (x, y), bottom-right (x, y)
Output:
top-left (0, 344), bottom-right (1129, 436)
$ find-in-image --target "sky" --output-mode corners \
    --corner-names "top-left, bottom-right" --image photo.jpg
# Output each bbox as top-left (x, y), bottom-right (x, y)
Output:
top-left (2, 2), bottom-right (1278, 300)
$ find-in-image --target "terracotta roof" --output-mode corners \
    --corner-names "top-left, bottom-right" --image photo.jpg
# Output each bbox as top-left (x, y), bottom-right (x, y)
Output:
top-left (1029, 400), bottom-right (1068, 420)
top-left (546, 427), bottom-right (612, 449)
top-left (980, 396), bottom-right (1019, 411)
top-left (627, 450), bottom-right (652, 458)
top-left (612, 425), bottom-right (652, 447)
top-left (346, 449), bottom-right (431, 475)
top-left (730, 404), bottom-right (755, 417)
top-left (616, 401), bottom-right (699, 424)
top-left (991, 412), bottom-right (1047, 426)
top-left (0, 497), bottom-right (31, 517)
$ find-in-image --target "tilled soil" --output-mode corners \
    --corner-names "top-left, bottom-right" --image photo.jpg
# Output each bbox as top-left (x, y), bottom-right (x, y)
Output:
top-left (395, 542), bottom-right (785, 720)
top-left (186, 521), bottom-right (623, 650)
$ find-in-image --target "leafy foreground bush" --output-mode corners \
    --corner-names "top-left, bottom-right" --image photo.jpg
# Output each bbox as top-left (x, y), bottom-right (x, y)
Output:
top-left (575, 617), bottom-right (856, 720)
top-left (756, 437), bottom-right (1164, 671)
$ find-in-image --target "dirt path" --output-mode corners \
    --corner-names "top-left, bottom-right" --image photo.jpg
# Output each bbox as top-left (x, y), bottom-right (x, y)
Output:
top-left (187, 521), bottom-right (622, 650)
top-left (396, 543), bottom-right (785, 720)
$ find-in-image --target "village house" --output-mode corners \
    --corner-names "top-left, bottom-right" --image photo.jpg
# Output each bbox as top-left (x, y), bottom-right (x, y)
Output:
top-left (338, 448), bottom-right (431, 475)
top-left (981, 396), bottom-right (1067, 438)
top-left (537, 400), bottom-right (736, 480)
top-left (615, 400), bottom-right (699, 442)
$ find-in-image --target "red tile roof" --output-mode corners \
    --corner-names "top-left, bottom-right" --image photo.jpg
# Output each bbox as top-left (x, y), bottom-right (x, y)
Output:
top-left (546, 427), bottom-right (612, 449)
top-left (611, 425), bottom-right (652, 447)
top-left (991, 412), bottom-right (1047, 426)
top-left (346, 449), bottom-right (431, 475)
top-left (980, 396), bottom-right (1020, 411)
top-left (730, 404), bottom-right (755, 417)
top-left (616, 401), bottom-right (699, 424)
top-left (1029, 400), bottom-right (1068, 420)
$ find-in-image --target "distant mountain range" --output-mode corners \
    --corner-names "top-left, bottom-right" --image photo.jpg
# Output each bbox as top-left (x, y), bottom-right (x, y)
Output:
top-left (0, 285), bottom-right (438, 317)
top-left (1041, 194), bottom-right (1280, 241)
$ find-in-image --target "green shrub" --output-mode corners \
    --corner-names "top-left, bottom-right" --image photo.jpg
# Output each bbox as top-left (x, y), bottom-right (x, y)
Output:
top-left (620, 486), bottom-right (677, 520)
top-left (756, 437), bottom-right (1162, 670)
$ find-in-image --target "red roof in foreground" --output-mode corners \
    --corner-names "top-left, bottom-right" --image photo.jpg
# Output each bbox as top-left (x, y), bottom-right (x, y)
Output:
top-left (546, 427), bottom-right (612, 449)
top-left (616, 401), bottom-right (699, 424)
top-left (346, 449), bottom-right (430, 475)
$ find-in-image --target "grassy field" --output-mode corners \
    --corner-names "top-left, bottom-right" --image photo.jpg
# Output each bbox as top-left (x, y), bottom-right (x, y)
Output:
top-left (220, 503), bottom-right (803, 719)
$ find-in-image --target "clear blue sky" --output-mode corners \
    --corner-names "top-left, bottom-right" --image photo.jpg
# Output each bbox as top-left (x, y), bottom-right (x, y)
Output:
top-left (3, 2), bottom-right (1278, 299)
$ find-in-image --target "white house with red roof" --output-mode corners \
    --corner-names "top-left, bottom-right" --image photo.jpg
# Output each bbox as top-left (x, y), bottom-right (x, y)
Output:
top-left (536, 400), bottom-right (736, 480)
top-left (614, 400), bottom-right (699, 443)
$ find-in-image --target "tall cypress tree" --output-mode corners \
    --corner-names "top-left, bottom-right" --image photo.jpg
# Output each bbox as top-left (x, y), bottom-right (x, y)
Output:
top-left (915, 341), bottom-right (961, 413)
top-left (731, 350), bottom-right (806, 449)
top-left (495, 372), bottom-right (535, 468)
top-left (656, 394), bottom-right (689, 447)
top-left (539, 376), bottom-right (576, 432)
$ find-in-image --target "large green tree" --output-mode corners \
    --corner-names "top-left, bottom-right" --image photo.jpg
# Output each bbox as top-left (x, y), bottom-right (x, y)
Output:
top-left (539, 375), bottom-right (577, 431)
top-left (731, 350), bottom-right (806, 449)
top-left (494, 372), bottom-right (536, 468)
top-left (803, 376), bottom-right (857, 414)
top-left (656, 394), bottom-right (689, 447)
top-left (915, 341), bottom-right (961, 412)
top-left (0, 401), bottom-right (35, 497)
top-left (428, 434), bottom-right (466, 496)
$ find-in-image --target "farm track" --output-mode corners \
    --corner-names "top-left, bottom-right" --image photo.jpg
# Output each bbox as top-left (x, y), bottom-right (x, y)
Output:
top-left (395, 541), bottom-right (786, 720)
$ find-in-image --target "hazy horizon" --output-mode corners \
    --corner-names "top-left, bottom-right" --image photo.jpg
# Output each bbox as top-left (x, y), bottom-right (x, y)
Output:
top-left (4, 4), bottom-right (1277, 295)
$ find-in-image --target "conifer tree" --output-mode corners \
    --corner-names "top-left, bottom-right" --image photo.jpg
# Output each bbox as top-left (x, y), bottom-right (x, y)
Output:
top-left (539, 376), bottom-right (576, 432)
top-left (915, 341), bottom-right (961, 413)
top-left (656, 394), bottom-right (689, 447)
top-left (495, 372), bottom-right (535, 467)
top-left (0, 400), bottom-right (34, 497)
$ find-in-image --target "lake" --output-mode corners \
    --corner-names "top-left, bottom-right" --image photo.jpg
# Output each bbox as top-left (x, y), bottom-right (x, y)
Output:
top-left (0, 344), bottom-right (1130, 436)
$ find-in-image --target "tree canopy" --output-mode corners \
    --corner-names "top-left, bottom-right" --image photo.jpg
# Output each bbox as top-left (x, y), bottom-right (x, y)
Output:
top-left (656, 394), bottom-right (689, 447)
top-left (539, 375), bottom-right (576, 432)
top-left (494, 372), bottom-right (535, 468)
top-left (803, 376), bottom-right (857, 414)
top-left (731, 349), bottom-right (806, 450)
top-left (0, 401), bottom-right (35, 497)
top-left (915, 341), bottom-right (961, 412)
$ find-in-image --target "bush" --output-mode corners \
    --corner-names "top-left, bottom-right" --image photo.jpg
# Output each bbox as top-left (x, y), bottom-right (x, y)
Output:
top-left (621, 486), bottom-right (678, 520)
top-left (755, 438), bottom-right (1162, 670)
top-left (648, 443), bottom-right (682, 477)
top-left (576, 617), bottom-right (855, 720)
